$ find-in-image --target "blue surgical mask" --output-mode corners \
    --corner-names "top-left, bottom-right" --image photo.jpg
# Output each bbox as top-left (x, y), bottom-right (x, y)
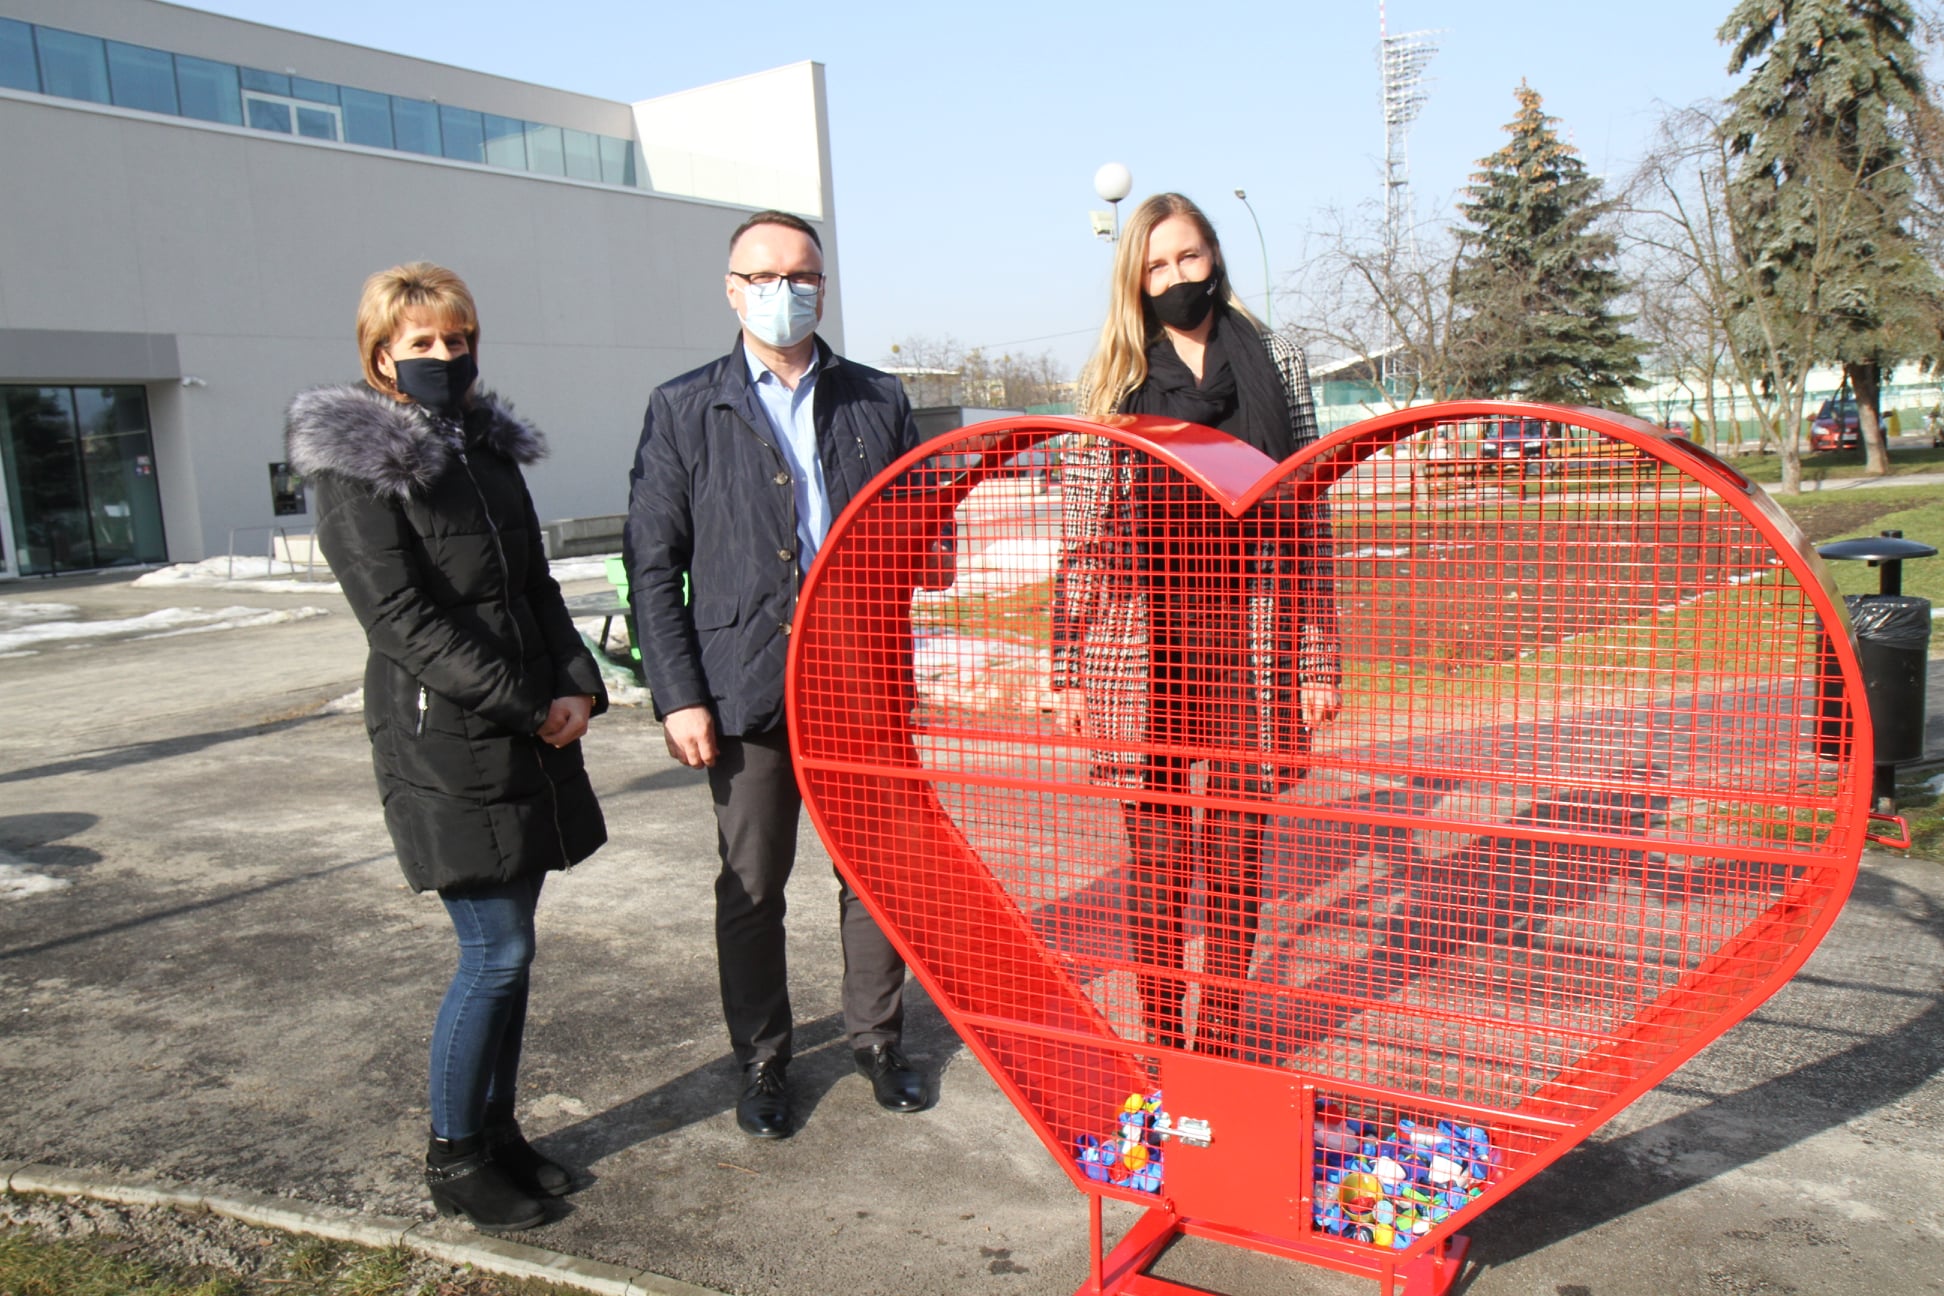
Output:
top-left (740, 280), bottom-right (820, 349)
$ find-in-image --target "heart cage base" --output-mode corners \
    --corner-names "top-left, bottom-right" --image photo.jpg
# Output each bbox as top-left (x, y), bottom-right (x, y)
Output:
top-left (788, 402), bottom-right (1868, 1296)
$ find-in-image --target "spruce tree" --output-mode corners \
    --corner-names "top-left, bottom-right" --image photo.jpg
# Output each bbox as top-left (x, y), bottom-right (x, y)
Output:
top-left (1720, 0), bottom-right (1942, 471)
top-left (1449, 83), bottom-right (1642, 406)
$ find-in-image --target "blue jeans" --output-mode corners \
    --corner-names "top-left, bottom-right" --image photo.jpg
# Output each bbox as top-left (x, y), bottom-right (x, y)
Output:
top-left (430, 872), bottom-right (544, 1141)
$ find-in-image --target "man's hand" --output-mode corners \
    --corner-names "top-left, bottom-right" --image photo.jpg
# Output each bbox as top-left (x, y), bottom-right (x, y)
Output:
top-left (538, 695), bottom-right (592, 747)
top-left (1049, 689), bottom-right (1087, 736)
top-left (662, 704), bottom-right (719, 768)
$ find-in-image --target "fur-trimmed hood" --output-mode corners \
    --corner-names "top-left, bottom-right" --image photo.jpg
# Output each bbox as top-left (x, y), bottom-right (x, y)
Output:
top-left (285, 384), bottom-right (547, 499)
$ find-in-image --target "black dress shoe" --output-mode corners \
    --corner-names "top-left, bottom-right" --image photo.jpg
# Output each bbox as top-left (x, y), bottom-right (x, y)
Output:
top-left (736, 1059), bottom-right (793, 1139)
top-left (854, 1043), bottom-right (928, 1113)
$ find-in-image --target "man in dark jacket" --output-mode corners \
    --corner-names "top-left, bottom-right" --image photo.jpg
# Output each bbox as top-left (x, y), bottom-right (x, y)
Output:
top-left (624, 210), bottom-right (925, 1139)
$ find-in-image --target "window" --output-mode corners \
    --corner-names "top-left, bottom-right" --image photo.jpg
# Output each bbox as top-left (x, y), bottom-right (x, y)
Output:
top-left (239, 66), bottom-right (289, 96)
top-left (340, 86), bottom-right (392, 148)
top-left (599, 135), bottom-right (634, 187)
top-left (562, 128), bottom-right (601, 181)
top-left (290, 76), bottom-right (337, 104)
top-left (4, 20), bottom-right (644, 190)
top-left (175, 54), bottom-right (241, 125)
top-left (34, 27), bottom-right (109, 103)
top-left (482, 113), bottom-right (526, 169)
top-left (525, 122), bottom-right (565, 176)
top-left (390, 95), bottom-right (440, 156)
top-left (295, 104), bottom-right (340, 140)
top-left (0, 18), bottom-right (39, 92)
top-left (440, 105), bottom-right (484, 163)
top-left (244, 94), bottom-right (291, 133)
top-left (106, 42), bottom-right (177, 114)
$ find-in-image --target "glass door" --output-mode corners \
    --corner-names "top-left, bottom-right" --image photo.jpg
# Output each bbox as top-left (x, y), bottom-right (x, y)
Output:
top-left (0, 385), bottom-right (166, 575)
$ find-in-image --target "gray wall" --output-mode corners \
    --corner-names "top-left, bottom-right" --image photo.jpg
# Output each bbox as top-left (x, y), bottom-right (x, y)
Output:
top-left (0, 6), bottom-right (839, 563)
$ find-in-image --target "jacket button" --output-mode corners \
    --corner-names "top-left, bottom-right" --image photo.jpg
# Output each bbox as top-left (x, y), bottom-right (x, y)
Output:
top-left (774, 472), bottom-right (790, 485)
top-left (780, 622), bottom-right (792, 636)
top-left (778, 548), bottom-right (793, 561)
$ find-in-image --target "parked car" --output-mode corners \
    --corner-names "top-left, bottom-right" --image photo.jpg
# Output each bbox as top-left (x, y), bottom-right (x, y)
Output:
top-left (1478, 416), bottom-right (1555, 462)
top-left (1810, 394), bottom-right (1862, 451)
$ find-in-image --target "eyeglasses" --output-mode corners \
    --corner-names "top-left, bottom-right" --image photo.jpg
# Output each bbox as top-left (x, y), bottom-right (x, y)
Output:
top-left (731, 270), bottom-right (825, 297)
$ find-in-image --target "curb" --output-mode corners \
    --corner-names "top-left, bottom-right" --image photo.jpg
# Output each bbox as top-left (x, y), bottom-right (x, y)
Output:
top-left (2, 1162), bottom-right (720, 1296)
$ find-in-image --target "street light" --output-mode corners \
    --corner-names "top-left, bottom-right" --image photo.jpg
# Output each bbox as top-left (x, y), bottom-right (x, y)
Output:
top-left (1093, 162), bottom-right (1132, 242)
top-left (1233, 188), bottom-right (1271, 329)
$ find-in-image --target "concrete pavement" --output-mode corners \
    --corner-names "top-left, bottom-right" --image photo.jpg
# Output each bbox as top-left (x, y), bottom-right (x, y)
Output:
top-left (1, 571), bottom-right (1940, 1296)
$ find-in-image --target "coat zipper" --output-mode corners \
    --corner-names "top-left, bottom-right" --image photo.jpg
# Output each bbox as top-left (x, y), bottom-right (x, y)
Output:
top-left (416, 686), bottom-right (428, 736)
top-left (454, 437), bottom-right (572, 863)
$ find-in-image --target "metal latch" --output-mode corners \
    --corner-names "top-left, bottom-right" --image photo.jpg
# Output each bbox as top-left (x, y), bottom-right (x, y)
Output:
top-left (1154, 1113), bottom-right (1212, 1147)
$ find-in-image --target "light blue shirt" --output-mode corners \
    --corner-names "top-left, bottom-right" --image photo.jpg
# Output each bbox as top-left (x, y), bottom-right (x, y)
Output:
top-left (745, 342), bottom-right (830, 563)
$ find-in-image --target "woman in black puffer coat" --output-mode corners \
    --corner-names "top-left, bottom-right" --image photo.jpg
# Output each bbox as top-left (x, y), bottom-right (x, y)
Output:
top-left (286, 262), bottom-right (606, 1233)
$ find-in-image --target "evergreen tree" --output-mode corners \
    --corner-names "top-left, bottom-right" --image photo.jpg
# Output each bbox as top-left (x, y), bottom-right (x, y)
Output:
top-left (1720, 0), bottom-right (1942, 471)
top-left (1449, 83), bottom-right (1642, 406)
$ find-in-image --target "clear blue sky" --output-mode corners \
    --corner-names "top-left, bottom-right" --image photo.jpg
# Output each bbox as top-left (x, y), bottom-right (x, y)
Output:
top-left (191, 0), bottom-right (1747, 375)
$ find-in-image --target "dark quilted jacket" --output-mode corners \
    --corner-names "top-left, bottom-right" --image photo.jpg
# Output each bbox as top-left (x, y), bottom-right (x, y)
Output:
top-left (623, 334), bottom-right (920, 737)
top-left (286, 384), bottom-right (608, 893)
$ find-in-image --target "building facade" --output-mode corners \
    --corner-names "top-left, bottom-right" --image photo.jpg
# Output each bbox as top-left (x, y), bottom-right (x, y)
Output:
top-left (0, 0), bottom-right (838, 577)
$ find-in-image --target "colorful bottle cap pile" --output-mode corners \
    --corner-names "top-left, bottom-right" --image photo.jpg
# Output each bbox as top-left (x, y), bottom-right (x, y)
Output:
top-left (1311, 1101), bottom-right (1499, 1250)
top-left (1073, 1091), bottom-right (1164, 1195)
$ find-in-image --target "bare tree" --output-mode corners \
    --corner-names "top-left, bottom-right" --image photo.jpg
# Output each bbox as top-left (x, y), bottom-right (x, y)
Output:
top-left (881, 337), bottom-right (1072, 410)
top-left (1283, 203), bottom-right (1471, 407)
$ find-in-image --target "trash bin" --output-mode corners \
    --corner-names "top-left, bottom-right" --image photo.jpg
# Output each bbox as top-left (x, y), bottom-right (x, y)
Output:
top-left (1817, 532), bottom-right (1936, 810)
top-left (1846, 593), bottom-right (1932, 765)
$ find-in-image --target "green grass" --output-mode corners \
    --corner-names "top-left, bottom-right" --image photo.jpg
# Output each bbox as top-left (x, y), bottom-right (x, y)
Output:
top-left (1893, 766), bottom-right (1944, 857)
top-left (0, 1213), bottom-right (584, 1296)
top-left (1720, 443), bottom-right (1944, 485)
top-left (910, 576), bottom-right (1053, 643)
top-left (1768, 486), bottom-right (1944, 609)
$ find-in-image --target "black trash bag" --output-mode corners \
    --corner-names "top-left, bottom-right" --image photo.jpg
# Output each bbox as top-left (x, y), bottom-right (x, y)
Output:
top-left (1847, 594), bottom-right (1933, 652)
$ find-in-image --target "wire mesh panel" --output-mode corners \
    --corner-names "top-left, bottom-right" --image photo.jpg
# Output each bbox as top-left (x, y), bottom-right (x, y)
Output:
top-left (788, 401), bottom-right (1868, 1294)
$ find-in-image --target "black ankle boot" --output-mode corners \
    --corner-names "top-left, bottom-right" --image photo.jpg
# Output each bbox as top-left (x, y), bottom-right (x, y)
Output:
top-left (425, 1132), bottom-right (545, 1231)
top-left (482, 1117), bottom-right (573, 1198)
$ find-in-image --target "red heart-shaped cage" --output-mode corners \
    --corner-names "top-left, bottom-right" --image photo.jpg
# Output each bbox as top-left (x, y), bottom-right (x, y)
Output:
top-left (787, 401), bottom-right (1869, 1295)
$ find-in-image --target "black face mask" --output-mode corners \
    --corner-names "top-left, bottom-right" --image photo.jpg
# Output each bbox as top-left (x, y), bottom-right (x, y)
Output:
top-left (391, 354), bottom-right (477, 416)
top-left (1147, 270), bottom-right (1225, 332)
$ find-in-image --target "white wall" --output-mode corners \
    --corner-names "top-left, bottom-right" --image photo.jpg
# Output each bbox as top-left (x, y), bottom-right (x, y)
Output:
top-left (0, 39), bottom-right (838, 562)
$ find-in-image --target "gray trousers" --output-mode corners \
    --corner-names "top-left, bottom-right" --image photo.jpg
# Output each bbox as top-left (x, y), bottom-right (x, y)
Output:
top-left (708, 724), bottom-right (906, 1067)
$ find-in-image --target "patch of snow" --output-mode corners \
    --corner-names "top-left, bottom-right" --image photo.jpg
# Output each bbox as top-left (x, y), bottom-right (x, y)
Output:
top-left (913, 537), bottom-right (1060, 603)
top-left (0, 852), bottom-right (70, 898)
top-left (133, 556), bottom-right (339, 594)
top-left (547, 554), bottom-right (618, 584)
top-left (0, 602), bottom-right (79, 627)
top-left (322, 688), bottom-right (364, 715)
top-left (0, 605), bottom-right (330, 654)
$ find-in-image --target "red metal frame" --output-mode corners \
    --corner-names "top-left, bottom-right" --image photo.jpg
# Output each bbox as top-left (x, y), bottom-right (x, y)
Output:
top-left (787, 401), bottom-right (1869, 1296)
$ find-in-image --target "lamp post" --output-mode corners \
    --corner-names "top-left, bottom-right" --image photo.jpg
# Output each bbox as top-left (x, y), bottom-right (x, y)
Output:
top-left (1233, 188), bottom-right (1271, 328)
top-left (1094, 162), bottom-right (1132, 242)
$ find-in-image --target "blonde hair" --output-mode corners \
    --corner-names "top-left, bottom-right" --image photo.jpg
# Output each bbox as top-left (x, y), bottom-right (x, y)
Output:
top-left (355, 262), bottom-right (480, 393)
top-left (1077, 193), bottom-right (1258, 418)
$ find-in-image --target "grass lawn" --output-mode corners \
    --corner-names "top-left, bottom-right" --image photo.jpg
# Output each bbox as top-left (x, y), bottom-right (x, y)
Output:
top-left (0, 1209), bottom-right (581, 1296)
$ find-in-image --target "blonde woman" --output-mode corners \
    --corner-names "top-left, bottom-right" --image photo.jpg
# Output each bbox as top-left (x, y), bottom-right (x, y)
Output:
top-left (286, 263), bottom-right (606, 1230)
top-left (1051, 193), bottom-right (1340, 1057)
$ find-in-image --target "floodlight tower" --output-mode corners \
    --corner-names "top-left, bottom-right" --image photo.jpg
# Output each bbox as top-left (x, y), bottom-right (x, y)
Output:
top-left (1379, 2), bottom-right (1439, 387)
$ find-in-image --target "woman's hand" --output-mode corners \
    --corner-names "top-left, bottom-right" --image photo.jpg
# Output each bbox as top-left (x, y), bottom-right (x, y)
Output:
top-left (538, 695), bottom-right (592, 747)
top-left (1304, 686), bottom-right (1342, 728)
top-left (1049, 689), bottom-right (1087, 736)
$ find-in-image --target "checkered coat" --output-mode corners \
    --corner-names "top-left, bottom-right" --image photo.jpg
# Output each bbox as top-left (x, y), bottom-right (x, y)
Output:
top-left (1051, 330), bottom-right (1339, 790)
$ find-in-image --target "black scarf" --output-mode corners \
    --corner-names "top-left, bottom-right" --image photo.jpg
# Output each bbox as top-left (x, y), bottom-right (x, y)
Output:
top-left (1121, 307), bottom-right (1293, 460)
